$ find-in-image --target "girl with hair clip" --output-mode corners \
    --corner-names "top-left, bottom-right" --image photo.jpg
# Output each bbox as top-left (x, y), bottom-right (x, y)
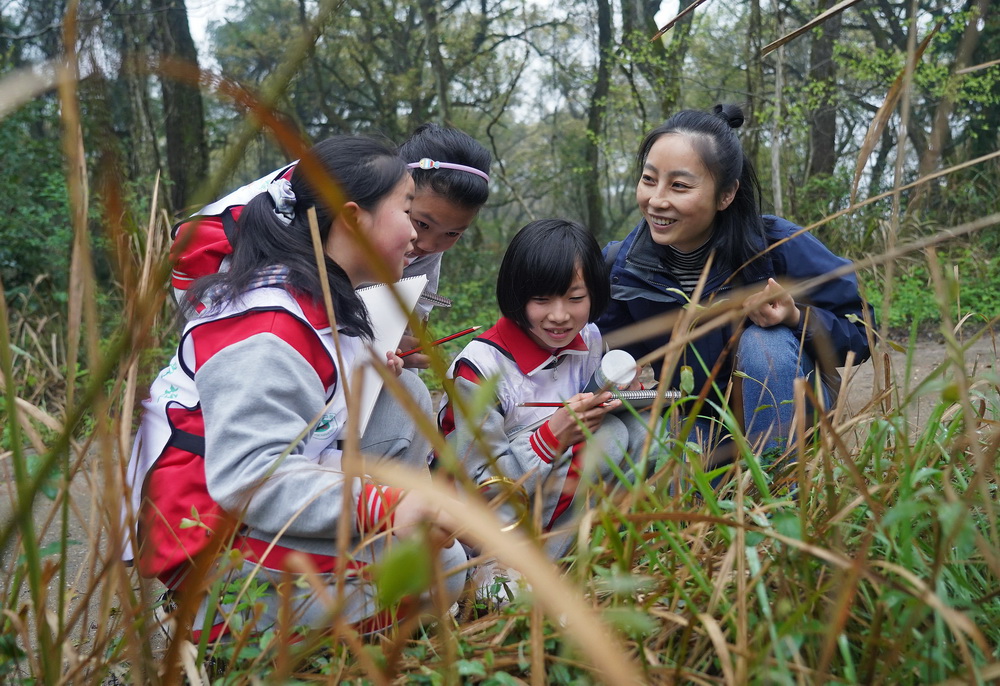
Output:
top-left (171, 123), bottom-right (491, 368)
top-left (598, 104), bottom-right (872, 463)
top-left (124, 136), bottom-right (467, 640)
top-left (440, 219), bottom-right (652, 583)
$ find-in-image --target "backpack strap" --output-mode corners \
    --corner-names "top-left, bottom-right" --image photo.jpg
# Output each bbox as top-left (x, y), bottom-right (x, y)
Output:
top-left (604, 240), bottom-right (624, 271)
top-left (220, 208), bottom-right (239, 243)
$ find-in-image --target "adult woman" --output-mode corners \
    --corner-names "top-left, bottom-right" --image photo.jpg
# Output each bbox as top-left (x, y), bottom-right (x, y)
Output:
top-left (598, 104), bottom-right (872, 457)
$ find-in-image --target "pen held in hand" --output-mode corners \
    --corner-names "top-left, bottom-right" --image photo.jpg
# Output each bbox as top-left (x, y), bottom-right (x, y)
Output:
top-left (398, 325), bottom-right (481, 358)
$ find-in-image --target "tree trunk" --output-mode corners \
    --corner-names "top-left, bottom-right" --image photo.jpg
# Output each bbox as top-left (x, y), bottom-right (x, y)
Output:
top-left (968, 0), bottom-right (999, 158)
top-left (620, 0), bottom-right (695, 121)
top-left (151, 0), bottom-right (207, 213)
top-left (918, 0), bottom-right (987, 178)
top-left (744, 0), bottom-right (764, 162)
top-left (770, 0), bottom-right (785, 217)
top-left (658, 0), bottom-right (695, 116)
top-left (101, 0), bottom-right (161, 185)
top-left (417, 0), bottom-right (450, 124)
top-left (585, 0), bottom-right (612, 241)
top-left (806, 0), bottom-right (841, 181)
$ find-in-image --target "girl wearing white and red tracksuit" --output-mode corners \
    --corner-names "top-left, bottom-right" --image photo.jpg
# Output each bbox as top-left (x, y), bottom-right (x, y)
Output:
top-left (125, 136), bottom-right (466, 640)
top-left (440, 220), bottom-right (652, 560)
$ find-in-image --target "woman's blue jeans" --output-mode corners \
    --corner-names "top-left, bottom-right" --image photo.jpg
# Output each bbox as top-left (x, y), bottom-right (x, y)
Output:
top-left (734, 324), bottom-right (831, 456)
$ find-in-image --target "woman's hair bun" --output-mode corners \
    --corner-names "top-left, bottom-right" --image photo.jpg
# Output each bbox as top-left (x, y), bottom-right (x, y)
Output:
top-left (712, 103), bottom-right (745, 129)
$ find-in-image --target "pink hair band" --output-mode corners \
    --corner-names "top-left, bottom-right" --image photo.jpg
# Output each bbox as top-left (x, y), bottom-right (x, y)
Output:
top-left (407, 158), bottom-right (490, 183)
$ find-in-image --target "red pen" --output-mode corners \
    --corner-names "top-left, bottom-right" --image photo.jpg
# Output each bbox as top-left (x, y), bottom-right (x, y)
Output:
top-left (398, 325), bottom-right (481, 357)
top-left (516, 401), bottom-right (611, 408)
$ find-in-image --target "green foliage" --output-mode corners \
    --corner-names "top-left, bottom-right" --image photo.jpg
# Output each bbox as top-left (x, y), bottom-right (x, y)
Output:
top-left (373, 538), bottom-right (433, 609)
top-left (0, 100), bottom-right (72, 295)
top-left (419, 240), bottom-right (501, 390)
top-left (860, 248), bottom-right (1000, 330)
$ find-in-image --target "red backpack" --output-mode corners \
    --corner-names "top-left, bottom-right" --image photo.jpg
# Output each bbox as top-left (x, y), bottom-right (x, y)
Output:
top-left (170, 162), bottom-right (296, 309)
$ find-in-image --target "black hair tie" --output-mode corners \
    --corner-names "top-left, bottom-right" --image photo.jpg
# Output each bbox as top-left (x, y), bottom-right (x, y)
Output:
top-left (712, 103), bottom-right (745, 130)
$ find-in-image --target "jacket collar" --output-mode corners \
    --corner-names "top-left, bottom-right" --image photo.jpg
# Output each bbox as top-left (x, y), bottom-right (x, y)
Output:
top-left (621, 220), bottom-right (734, 294)
top-left (296, 294), bottom-right (333, 330)
top-left (625, 219), bottom-right (675, 271)
top-left (483, 316), bottom-right (590, 376)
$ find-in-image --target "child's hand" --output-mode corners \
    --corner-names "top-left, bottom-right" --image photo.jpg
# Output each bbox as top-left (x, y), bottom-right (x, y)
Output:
top-left (397, 333), bottom-right (431, 369)
top-left (385, 350), bottom-right (404, 377)
top-left (625, 365), bottom-right (643, 391)
top-left (548, 392), bottom-right (617, 450)
top-left (393, 490), bottom-right (461, 548)
top-left (743, 278), bottom-right (800, 329)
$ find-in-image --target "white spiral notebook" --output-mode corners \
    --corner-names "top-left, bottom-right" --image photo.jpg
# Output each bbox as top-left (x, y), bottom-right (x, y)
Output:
top-left (353, 275), bottom-right (428, 436)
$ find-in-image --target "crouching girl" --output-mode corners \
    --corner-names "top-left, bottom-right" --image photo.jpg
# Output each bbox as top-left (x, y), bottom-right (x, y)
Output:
top-left (124, 136), bottom-right (466, 641)
top-left (440, 219), bottom-right (652, 564)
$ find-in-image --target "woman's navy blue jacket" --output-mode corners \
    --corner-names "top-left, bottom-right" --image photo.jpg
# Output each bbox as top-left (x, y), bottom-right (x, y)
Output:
top-left (597, 215), bottom-right (873, 395)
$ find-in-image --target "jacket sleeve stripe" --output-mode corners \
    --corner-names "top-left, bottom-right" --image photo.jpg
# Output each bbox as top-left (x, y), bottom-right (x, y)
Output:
top-left (529, 421), bottom-right (560, 464)
top-left (357, 483), bottom-right (403, 533)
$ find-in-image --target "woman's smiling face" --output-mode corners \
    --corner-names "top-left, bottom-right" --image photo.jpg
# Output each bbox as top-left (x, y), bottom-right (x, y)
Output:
top-left (636, 133), bottom-right (736, 252)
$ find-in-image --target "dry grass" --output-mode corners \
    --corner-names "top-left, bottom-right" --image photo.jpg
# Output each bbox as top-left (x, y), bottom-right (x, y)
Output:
top-left (1, 5), bottom-right (999, 684)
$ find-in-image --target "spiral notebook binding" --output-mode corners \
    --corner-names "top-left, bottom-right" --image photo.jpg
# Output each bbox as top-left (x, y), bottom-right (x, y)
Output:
top-left (355, 276), bottom-right (452, 308)
top-left (418, 291), bottom-right (452, 308)
top-left (613, 389), bottom-right (683, 401)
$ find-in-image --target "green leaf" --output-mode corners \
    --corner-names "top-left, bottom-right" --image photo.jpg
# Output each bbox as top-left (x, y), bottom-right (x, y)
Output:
top-left (26, 455), bottom-right (60, 501)
top-left (456, 659), bottom-right (487, 677)
top-left (602, 606), bottom-right (658, 637)
top-left (37, 539), bottom-right (81, 558)
top-left (680, 365), bottom-right (694, 395)
top-left (372, 538), bottom-right (433, 609)
top-left (772, 512), bottom-right (802, 541)
top-left (882, 499), bottom-right (929, 529)
top-left (593, 569), bottom-right (656, 596)
top-left (8, 343), bottom-right (36, 361)
top-left (363, 644), bottom-right (388, 671)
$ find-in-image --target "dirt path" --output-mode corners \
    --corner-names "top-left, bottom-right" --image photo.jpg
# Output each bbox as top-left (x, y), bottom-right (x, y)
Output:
top-left (839, 332), bottom-right (997, 434)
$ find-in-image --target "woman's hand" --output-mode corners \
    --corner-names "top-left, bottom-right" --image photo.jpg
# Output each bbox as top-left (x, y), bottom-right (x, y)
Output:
top-left (397, 333), bottom-right (431, 369)
top-left (547, 392), bottom-right (617, 451)
top-left (743, 278), bottom-right (800, 329)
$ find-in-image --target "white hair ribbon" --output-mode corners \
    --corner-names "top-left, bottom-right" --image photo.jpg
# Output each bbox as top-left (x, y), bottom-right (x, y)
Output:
top-left (267, 178), bottom-right (296, 225)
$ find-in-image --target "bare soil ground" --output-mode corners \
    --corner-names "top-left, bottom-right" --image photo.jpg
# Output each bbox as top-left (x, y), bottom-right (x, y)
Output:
top-left (838, 331), bottom-right (997, 437)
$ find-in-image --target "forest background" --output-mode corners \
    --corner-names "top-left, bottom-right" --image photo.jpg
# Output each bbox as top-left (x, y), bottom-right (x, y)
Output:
top-left (0, 0), bottom-right (998, 683)
top-left (2, 0), bottom-right (999, 338)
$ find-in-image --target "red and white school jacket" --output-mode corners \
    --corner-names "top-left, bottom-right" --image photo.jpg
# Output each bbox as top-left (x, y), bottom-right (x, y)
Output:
top-left (124, 286), bottom-right (398, 588)
top-left (440, 317), bottom-right (603, 530)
